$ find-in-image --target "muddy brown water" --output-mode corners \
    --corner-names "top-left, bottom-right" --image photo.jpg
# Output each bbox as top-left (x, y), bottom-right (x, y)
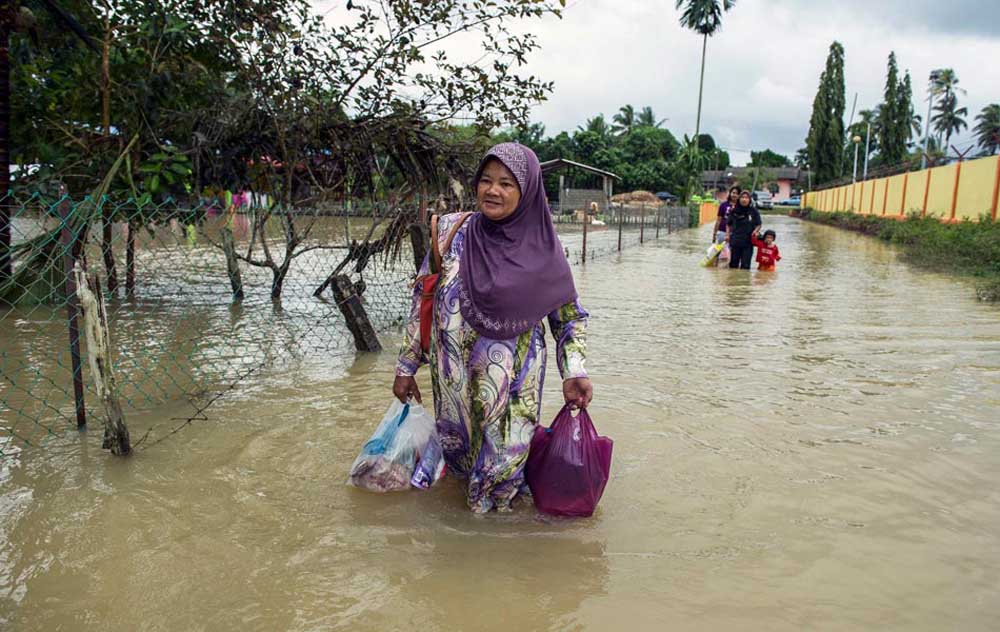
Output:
top-left (2, 216), bottom-right (999, 631)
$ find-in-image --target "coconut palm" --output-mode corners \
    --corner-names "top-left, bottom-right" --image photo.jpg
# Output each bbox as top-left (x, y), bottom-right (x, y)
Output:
top-left (930, 68), bottom-right (964, 101)
top-left (973, 104), bottom-right (1000, 155)
top-left (637, 106), bottom-right (668, 128)
top-left (612, 104), bottom-right (636, 135)
top-left (932, 93), bottom-right (968, 153)
top-left (578, 114), bottom-right (612, 139)
top-left (675, 0), bottom-right (736, 141)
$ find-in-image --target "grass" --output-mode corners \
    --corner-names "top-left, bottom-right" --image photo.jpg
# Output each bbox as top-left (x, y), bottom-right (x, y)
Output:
top-left (797, 208), bottom-right (1000, 302)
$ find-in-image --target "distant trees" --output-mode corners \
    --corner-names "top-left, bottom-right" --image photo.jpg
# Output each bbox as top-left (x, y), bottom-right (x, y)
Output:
top-left (805, 41), bottom-right (846, 184)
top-left (974, 104), bottom-right (1000, 155)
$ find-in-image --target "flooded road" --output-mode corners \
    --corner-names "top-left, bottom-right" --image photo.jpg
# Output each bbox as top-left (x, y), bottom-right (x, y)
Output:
top-left (2, 216), bottom-right (1000, 630)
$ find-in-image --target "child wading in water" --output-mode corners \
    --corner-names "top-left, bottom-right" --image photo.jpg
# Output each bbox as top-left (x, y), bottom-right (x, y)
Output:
top-left (751, 228), bottom-right (781, 271)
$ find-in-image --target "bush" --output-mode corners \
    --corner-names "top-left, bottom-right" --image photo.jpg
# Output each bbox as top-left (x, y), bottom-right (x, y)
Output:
top-left (799, 208), bottom-right (1000, 301)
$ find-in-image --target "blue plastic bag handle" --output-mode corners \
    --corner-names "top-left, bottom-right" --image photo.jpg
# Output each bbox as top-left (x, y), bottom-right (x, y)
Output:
top-left (363, 403), bottom-right (410, 455)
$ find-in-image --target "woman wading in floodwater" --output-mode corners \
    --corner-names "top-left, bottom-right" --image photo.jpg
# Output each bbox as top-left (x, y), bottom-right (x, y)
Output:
top-left (393, 143), bottom-right (593, 513)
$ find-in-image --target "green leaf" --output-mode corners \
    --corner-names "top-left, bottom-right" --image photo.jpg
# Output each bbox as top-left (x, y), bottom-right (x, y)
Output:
top-left (150, 174), bottom-right (160, 192)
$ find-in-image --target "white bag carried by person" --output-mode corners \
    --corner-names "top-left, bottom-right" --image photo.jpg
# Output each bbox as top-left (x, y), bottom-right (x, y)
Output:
top-left (347, 399), bottom-right (442, 492)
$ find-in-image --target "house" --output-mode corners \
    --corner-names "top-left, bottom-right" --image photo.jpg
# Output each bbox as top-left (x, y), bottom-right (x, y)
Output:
top-left (701, 167), bottom-right (810, 202)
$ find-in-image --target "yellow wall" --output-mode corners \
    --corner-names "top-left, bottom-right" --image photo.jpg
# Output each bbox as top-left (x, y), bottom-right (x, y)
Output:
top-left (955, 156), bottom-right (999, 220)
top-left (804, 156), bottom-right (1000, 222)
top-left (925, 163), bottom-right (956, 218)
top-left (884, 173), bottom-right (907, 216)
top-left (903, 169), bottom-right (929, 215)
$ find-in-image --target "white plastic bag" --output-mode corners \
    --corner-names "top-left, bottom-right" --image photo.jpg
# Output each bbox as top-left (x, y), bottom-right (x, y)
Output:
top-left (347, 400), bottom-right (440, 492)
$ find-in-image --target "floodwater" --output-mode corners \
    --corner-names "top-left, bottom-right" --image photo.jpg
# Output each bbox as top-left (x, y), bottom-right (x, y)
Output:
top-left (2, 216), bottom-right (1000, 630)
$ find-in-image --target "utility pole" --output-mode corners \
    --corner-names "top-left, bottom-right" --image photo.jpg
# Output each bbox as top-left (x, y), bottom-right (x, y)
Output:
top-left (922, 70), bottom-right (942, 170)
top-left (863, 122), bottom-right (871, 179)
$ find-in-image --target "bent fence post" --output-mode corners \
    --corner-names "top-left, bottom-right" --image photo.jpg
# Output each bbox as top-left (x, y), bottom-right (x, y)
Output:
top-left (75, 264), bottom-right (131, 455)
top-left (332, 274), bottom-right (382, 352)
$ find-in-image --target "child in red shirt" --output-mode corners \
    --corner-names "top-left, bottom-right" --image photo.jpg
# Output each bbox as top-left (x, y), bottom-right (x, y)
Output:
top-left (751, 228), bottom-right (781, 271)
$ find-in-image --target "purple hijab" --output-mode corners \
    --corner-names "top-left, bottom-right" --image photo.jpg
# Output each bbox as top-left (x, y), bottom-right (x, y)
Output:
top-left (458, 143), bottom-right (578, 340)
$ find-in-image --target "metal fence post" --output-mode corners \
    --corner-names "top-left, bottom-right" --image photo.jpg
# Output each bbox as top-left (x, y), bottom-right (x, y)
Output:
top-left (59, 200), bottom-right (86, 429)
top-left (581, 205), bottom-right (588, 264)
top-left (655, 206), bottom-right (660, 239)
top-left (640, 204), bottom-right (645, 244)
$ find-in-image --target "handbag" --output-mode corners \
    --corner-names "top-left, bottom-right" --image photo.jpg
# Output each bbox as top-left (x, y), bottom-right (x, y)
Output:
top-left (417, 213), bottom-right (471, 354)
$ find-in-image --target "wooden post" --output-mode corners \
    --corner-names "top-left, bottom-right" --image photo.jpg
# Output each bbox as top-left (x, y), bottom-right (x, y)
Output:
top-left (922, 167), bottom-right (933, 217)
top-left (640, 203), bottom-right (645, 244)
top-left (617, 203), bottom-right (623, 250)
top-left (655, 206), bottom-right (661, 239)
top-left (900, 172), bottom-right (909, 216)
top-left (581, 203), bottom-right (589, 264)
top-left (75, 264), bottom-right (130, 454)
top-left (869, 179), bottom-right (877, 213)
top-left (221, 227), bottom-right (244, 301)
top-left (882, 178), bottom-right (889, 216)
top-left (59, 201), bottom-right (86, 429)
top-left (991, 155), bottom-right (1000, 222)
top-left (331, 274), bottom-right (381, 352)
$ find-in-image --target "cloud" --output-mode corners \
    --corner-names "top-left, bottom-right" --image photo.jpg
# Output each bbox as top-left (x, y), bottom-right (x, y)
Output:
top-left (311, 0), bottom-right (1000, 165)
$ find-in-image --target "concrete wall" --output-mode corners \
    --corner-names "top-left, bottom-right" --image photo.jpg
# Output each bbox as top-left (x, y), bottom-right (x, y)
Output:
top-left (802, 155), bottom-right (1000, 222)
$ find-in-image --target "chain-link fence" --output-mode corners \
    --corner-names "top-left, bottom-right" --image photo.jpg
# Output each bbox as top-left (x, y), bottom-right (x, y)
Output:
top-left (0, 194), bottom-right (693, 457)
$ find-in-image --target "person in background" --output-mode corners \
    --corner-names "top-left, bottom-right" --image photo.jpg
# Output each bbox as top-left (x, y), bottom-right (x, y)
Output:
top-left (726, 191), bottom-right (762, 270)
top-left (713, 186), bottom-right (739, 246)
top-left (751, 228), bottom-right (782, 271)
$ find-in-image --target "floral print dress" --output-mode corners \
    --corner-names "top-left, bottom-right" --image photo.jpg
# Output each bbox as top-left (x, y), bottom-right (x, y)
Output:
top-left (396, 213), bottom-right (589, 512)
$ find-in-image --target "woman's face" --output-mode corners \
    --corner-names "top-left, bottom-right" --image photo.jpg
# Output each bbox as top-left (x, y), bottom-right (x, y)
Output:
top-left (477, 159), bottom-right (521, 221)
top-left (739, 192), bottom-right (752, 206)
top-left (728, 188), bottom-right (739, 202)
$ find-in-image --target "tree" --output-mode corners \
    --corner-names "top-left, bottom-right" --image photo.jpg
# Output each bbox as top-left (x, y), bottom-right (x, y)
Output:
top-left (674, 0), bottom-right (736, 141)
top-left (932, 92), bottom-right (968, 153)
top-left (849, 107), bottom-right (880, 166)
top-left (929, 68), bottom-right (965, 147)
top-left (805, 41), bottom-right (845, 184)
top-left (749, 149), bottom-right (791, 168)
top-left (973, 104), bottom-right (1000, 155)
top-left (637, 106), bottom-right (667, 128)
top-left (578, 115), bottom-right (613, 140)
top-left (612, 104), bottom-right (636, 135)
top-left (877, 53), bottom-right (908, 165)
top-left (794, 147), bottom-right (810, 170)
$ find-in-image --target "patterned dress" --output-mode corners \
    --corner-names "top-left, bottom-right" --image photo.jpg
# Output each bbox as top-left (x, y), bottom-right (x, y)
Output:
top-left (396, 213), bottom-right (589, 512)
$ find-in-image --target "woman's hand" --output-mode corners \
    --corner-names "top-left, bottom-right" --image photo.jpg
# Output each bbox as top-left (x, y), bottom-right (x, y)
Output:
top-left (563, 377), bottom-right (593, 409)
top-left (393, 375), bottom-right (422, 404)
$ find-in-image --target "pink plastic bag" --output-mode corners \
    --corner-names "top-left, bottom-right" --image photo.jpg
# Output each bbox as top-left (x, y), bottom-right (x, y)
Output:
top-left (525, 405), bottom-right (613, 517)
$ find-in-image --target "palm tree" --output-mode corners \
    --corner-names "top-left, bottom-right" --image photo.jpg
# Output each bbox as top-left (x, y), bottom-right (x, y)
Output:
top-left (578, 114), bottom-right (612, 139)
top-left (612, 104), bottom-right (636, 135)
top-left (637, 106), bottom-right (667, 128)
top-left (675, 0), bottom-right (736, 142)
top-left (973, 104), bottom-right (1000, 155)
top-left (932, 93), bottom-right (968, 153)
top-left (928, 68), bottom-right (965, 147)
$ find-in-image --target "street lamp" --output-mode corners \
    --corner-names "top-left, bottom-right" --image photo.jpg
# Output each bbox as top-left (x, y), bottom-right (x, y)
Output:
top-left (852, 135), bottom-right (862, 183)
top-left (921, 69), bottom-right (943, 170)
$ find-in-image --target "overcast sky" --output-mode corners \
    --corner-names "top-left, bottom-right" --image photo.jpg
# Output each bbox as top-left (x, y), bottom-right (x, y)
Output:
top-left (316, 0), bottom-right (1000, 166)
